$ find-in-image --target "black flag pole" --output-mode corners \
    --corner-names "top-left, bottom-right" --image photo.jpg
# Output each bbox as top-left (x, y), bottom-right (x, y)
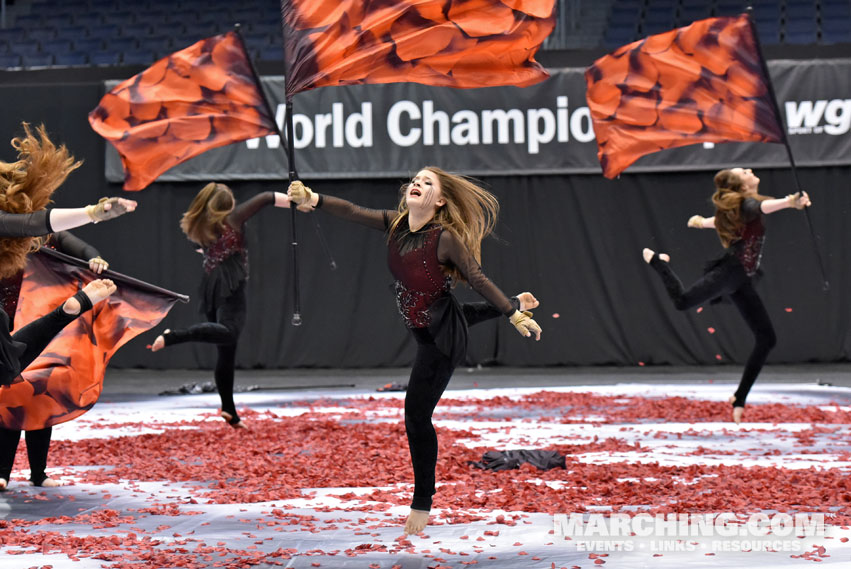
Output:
top-left (284, 97), bottom-right (302, 326)
top-left (39, 248), bottom-right (190, 303)
top-left (746, 8), bottom-right (829, 291)
top-left (235, 24), bottom-right (302, 325)
top-left (234, 24), bottom-right (344, 326)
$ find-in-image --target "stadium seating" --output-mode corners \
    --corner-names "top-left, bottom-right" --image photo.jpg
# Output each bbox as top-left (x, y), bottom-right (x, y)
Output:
top-left (0, 0), bottom-right (849, 71)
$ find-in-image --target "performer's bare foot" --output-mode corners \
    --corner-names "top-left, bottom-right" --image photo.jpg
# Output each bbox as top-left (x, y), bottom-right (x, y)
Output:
top-left (404, 509), bottom-right (429, 535)
top-left (149, 330), bottom-right (169, 352)
top-left (0, 477), bottom-right (7, 491)
top-left (516, 292), bottom-right (540, 312)
top-left (642, 248), bottom-right (670, 264)
top-left (63, 279), bottom-right (117, 315)
top-left (221, 411), bottom-right (247, 429)
top-left (36, 478), bottom-right (63, 488)
top-left (728, 395), bottom-right (744, 424)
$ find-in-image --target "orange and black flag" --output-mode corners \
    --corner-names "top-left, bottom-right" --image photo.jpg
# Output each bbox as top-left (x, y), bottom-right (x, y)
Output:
top-left (281, 0), bottom-right (557, 95)
top-left (88, 31), bottom-right (277, 191)
top-left (585, 14), bottom-right (784, 179)
top-left (0, 248), bottom-right (186, 431)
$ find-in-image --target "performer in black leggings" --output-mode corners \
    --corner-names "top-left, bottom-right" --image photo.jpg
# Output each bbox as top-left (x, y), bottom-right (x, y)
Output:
top-left (149, 183), bottom-right (292, 428)
top-left (643, 167), bottom-right (810, 424)
top-left (0, 232), bottom-right (109, 489)
top-left (0, 122), bottom-right (136, 490)
top-left (288, 167), bottom-right (542, 535)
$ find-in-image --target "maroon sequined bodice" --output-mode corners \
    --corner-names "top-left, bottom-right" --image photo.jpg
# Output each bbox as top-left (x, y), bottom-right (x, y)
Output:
top-left (202, 224), bottom-right (247, 274)
top-left (730, 202), bottom-right (765, 277)
top-left (388, 226), bottom-right (451, 328)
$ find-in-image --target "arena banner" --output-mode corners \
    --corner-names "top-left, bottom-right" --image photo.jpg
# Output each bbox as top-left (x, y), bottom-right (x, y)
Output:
top-left (102, 58), bottom-right (851, 182)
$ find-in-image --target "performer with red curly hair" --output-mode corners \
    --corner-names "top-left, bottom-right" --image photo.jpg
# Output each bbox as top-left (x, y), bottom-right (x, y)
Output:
top-left (0, 123), bottom-right (136, 490)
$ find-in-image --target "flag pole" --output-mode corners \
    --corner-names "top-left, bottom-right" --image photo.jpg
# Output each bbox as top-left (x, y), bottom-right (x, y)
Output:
top-left (284, 97), bottom-right (302, 326)
top-left (39, 248), bottom-right (190, 303)
top-left (235, 24), bottom-right (303, 325)
top-left (745, 8), bottom-right (829, 291)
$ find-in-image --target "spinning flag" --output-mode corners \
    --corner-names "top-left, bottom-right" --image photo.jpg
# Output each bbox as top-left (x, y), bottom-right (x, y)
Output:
top-left (88, 31), bottom-right (277, 191)
top-left (585, 14), bottom-right (784, 179)
top-left (0, 248), bottom-right (186, 431)
top-left (281, 0), bottom-right (557, 95)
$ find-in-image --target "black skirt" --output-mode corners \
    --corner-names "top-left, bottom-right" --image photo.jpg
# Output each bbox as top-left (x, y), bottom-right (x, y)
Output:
top-left (199, 254), bottom-right (247, 315)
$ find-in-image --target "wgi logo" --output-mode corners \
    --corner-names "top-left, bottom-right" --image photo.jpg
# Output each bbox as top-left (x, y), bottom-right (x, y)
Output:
top-left (785, 99), bottom-right (851, 135)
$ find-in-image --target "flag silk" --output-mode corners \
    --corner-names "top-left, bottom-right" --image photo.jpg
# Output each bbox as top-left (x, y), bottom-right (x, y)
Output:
top-left (585, 14), bottom-right (784, 179)
top-left (282, 0), bottom-right (557, 95)
top-left (88, 31), bottom-right (277, 191)
top-left (0, 250), bottom-right (182, 431)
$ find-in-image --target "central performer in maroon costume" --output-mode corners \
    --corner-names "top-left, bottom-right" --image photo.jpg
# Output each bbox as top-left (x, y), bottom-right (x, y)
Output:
top-left (288, 167), bottom-right (542, 535)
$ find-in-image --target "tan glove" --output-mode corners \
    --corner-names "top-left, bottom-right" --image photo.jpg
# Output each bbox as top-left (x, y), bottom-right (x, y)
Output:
top-left (786, 192), bottom-right (809, 210)
top-left (687, 214), bottom-right (705, 229)
top-left (287, 181), bottom-right (316, 212)
top-left (85, 197), bottom-right (131, 223)
top-left (88, 256), bottom-right (109, 274)
top-left (509, 310), bottom-right (542, 341)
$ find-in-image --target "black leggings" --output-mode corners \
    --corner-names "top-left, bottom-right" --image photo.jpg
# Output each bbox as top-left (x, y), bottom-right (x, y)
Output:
top-left (0, 292), bottom-right (92, 485)
top-left (0, 427), bottom-right (51, 485)
top-left (405, 301), bottom-right (506, 511)
top-left (164, 284), bottom-right (246, 422)
top-left (650, 256), bottom-right (777, 407)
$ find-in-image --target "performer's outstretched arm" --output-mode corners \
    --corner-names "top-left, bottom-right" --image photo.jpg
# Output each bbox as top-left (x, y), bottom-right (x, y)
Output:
top-left (288, 181), bottom-right (396, 231)
top-left (227, 191), bottom-right (292, 228)
top-left (438, 231), bottom-right (541, 341)
top-left (48, 198), bottom-right (137, 232)
top-left (759, 191), bottom-right (811, 214)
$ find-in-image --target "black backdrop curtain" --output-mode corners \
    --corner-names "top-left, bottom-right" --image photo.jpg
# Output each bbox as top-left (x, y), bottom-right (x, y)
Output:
top-left (1, 81), bottom-right (849, 370)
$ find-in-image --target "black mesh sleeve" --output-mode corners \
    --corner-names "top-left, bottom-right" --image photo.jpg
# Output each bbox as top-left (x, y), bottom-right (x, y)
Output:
top-left (316, 194), bottom-right (396, 231)
top-left (437, 231), bottom-right (515, 316)
top-left (0, 210), bottom-right (51, 238)
top-left (228, 192), bottom-right (276, 227)
top-left (49, 230), bottom-right (100, 260)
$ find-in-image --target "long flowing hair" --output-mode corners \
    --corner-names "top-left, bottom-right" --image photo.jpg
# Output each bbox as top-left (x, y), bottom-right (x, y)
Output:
top-left (179, 182), bottom-right (235, 246)
top-left (0, 123), bottom-right (81, 278)
top-left (711, 169), bottom-right (771, 248)
top-left (388, 166), bottom-right (499, 283)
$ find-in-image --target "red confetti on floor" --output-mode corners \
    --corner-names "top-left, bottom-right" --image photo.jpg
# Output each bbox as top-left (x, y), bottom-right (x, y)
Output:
top-left (0, 382), bottom-right (848, 567)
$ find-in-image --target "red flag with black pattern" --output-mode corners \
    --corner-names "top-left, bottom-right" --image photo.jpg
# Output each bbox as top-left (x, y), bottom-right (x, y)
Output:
top-left (281, 0), bottom-right (557, 95)
top-left (0, 249), bottom-right (184, 431)
top-left (585, 14), bottom-right (784, 179)
top-left (88, 31), bottom-right (277, 191)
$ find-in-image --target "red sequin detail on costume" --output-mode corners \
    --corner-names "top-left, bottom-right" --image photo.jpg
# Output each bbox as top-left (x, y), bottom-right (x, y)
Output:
top-left (202, 224), bottom-right (247, 274)
top-left (387, 226), bottom-right (451, 328)
top-left (0, 272), bottom-right (23, 318)
top-left (732, 216), bottom-right (765, 276)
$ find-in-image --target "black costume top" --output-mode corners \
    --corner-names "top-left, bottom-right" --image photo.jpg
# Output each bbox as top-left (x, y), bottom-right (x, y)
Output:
top-left (0, 210), bottom-right (54, 384)
top-left (199, 192), bottom-right (275, 313)
top-left (728, 197), bottom-right (765, 276)
top-left (0, 231), bottom-right (100, 318)
top-left (317, 195), bottom-right (515, 364)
